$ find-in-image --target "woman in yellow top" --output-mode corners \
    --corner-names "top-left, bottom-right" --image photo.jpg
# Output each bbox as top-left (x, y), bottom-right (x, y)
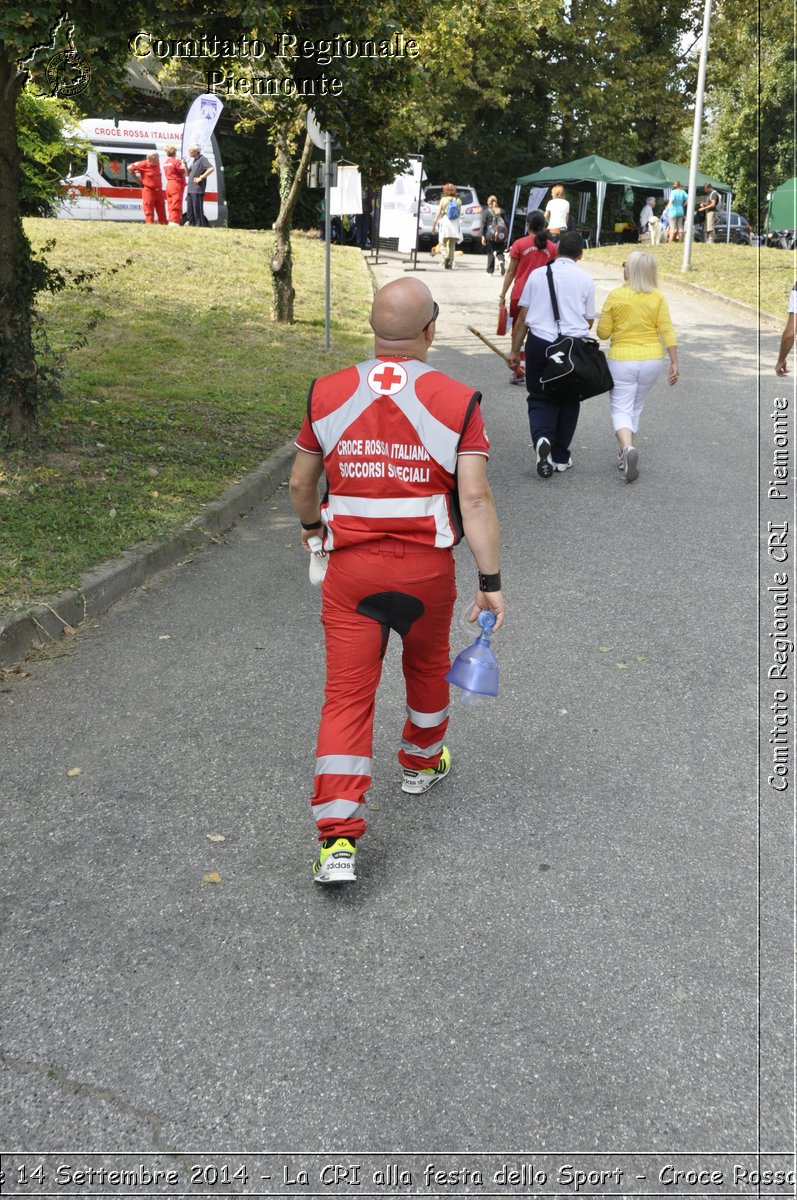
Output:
top-left (596, 251), bottom-right (679, 482)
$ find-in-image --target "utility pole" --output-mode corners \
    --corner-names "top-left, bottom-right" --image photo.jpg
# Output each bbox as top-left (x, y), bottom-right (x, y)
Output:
top-left (682, 0), bottom-right (713, 271)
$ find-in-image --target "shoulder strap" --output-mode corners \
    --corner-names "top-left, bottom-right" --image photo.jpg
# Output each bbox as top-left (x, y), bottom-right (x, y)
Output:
top-left (546, 264), bottom-right (562, 335)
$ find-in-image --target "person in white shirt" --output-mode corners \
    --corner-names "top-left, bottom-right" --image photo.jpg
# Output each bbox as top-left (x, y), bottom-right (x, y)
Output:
top-left (775, 282), bottom-right (797, 375)
top-left (639, 196), bottom-right (661, 243)
top-left (544, 184), bottom-right (570, 241)
top-left (508, 231), bottom-right (595, 477)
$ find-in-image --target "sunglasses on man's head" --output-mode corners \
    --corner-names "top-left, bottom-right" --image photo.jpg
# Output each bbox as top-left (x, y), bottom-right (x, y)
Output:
top-left (421, 301), bottom-right (439, 333)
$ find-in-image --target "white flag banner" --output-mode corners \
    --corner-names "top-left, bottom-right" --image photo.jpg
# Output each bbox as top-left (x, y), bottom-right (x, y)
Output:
top-left (330, 166), bottom-right (362, 215)
top-left (180, 94), bottom-right (224, 158)
top-left (528, 186), bottom-right (549, 215)
top-left (380, 158), bottom-right (423, 251)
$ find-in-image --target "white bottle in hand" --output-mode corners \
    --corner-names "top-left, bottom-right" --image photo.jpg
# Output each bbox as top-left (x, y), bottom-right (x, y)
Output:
top-left (307, 536), bottom-right (328, 586)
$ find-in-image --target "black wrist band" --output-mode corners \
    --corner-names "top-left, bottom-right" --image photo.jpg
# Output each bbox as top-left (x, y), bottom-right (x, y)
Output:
top-left (301, 520), bottom-right (323, 531)
top-left (478, 571), bottom-right (502, 592)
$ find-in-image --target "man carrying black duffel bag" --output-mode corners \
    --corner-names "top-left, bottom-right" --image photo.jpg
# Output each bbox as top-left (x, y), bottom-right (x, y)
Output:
top-left (508, 231), bottom-right (597, 478)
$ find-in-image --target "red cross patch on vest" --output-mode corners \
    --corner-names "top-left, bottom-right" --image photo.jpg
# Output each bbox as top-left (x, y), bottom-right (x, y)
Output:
top-left (367, 361), bottom-right (408, 396)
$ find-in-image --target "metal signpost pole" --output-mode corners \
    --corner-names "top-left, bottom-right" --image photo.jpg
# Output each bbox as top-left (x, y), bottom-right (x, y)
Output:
top-left (404, 155), bottom-right (425, 271)
top-left (307, 110), bottom-right (333, 350)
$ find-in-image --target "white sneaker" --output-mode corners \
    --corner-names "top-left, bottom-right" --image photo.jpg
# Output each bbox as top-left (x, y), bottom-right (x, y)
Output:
top-left (312, 837), bottom-right (357, 884)
top-left (624, 446), bottom-right (639, 482)
top-left (617, 450), bottom-right (625, 470)
top-left (535, 438), bottom-right (554, 478)
top-left (554, 458), bottom-right (573, 472)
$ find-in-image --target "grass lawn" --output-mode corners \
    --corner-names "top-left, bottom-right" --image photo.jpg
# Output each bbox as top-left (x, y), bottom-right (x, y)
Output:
top-left (0, 220), bottom-right (373, 614)
top-left (587, 241), bottom-right (791, 317)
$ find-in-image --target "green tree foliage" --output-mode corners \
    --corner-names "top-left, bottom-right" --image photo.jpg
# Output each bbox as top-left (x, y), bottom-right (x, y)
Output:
top-left (691, 0), bottom-right (793, 226)
top-left (423, 0), bottom-right (699, 208)
top-left (0, 0), bottom-right (718, 441)
top-left (1, 5), bottom-right (158, 442)
top-left (150, 1), bottom-right (534, 319)
top-left (17, 88), bottom-right (88, 217)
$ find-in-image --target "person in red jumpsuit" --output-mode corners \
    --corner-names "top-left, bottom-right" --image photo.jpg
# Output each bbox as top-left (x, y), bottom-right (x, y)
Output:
top-left (290, 277), bottom-right (505, 885)
top-left (162, 144), bottom-right (186, 225)
top-left (129, 152), bottom-right (166, 225)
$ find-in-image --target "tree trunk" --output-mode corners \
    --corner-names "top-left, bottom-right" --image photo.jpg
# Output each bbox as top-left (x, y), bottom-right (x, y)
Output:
top-left (270, 128), bottom-right (314, 323)
top-left (0, 45), bottom-right (39, 445)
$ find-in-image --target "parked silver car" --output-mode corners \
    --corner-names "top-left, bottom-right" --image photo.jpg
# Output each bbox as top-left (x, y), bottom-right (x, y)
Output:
top-left (417, 185), bottom-right (483, 248)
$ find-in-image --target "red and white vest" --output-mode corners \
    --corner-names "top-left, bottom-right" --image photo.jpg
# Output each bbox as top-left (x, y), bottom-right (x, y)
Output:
top-left (309, 357), bottom-right (480, 550)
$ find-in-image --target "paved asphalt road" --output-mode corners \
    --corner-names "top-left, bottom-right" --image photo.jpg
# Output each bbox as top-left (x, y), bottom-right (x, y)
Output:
top-left (1, 248), bottom-right (791, 1172)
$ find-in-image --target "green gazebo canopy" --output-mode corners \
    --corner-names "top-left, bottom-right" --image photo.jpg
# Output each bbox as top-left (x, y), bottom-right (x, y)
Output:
top-left (636, 159), bottom-right (732, 194)
top-left (515, 154), bottom-right (662, 189)
top-left (766, 178), bottom-right (796, 231)
top-left (512, 155), bottom-right (664, 245)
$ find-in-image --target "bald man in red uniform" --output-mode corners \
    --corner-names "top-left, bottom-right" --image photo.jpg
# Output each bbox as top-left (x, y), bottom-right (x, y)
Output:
top-left (130, 153), bottom-right (166, 225)
top-left (290, 276), bottom-right (505, 886)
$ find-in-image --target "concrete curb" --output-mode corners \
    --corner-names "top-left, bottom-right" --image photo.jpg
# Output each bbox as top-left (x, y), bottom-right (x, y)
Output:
top-left (0, 439), bottom-right (297, 669)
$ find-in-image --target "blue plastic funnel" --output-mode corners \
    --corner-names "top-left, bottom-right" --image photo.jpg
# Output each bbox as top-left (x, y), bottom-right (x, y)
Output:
top-left (445, 610), bottom-right (499, 698)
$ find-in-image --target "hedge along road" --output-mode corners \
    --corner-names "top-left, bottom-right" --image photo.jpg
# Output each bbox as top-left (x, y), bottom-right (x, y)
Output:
top-left (0, 247), bottom-right (788, 1158)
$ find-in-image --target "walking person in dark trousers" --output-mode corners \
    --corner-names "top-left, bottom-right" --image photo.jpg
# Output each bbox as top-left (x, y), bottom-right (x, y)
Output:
top-left (185, 144), bottom-right (214, 227)
top-left (482, 195), bottom-right (508, 275)
top-left (508, 232), bottom-right (595, 477)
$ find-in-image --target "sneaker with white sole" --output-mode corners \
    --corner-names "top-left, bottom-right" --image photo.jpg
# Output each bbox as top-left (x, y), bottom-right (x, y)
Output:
top-left (312, 836), bottom-right (357, 884)
top-left (535, 437), bottom-right (554, 478)
top-left (624, 445), bottom-right (639, 482)
top-left (401, 745), bottom-right (451, 794)
top-left (554, 457), bottom-right (573, 472)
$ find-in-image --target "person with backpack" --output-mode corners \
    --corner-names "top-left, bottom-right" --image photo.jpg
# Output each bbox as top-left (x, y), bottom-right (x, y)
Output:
top-left (481, 194), bottom-right (509, 275)
top-left (432, 183), bottom-right (463, 269)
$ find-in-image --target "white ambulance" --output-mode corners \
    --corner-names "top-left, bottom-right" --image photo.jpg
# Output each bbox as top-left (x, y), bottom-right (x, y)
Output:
top-left (57, 118), bottom-right (228, 225)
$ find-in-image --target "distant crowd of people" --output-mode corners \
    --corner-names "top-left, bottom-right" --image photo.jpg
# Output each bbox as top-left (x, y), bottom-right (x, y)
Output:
top-left (318, 189), bottom-right (375, 249)
top-left (638, 182), bottom-right (721, 244)
top-left (432, 182), bottom-right (576, 273)
top-left (130, 143), bottom-right (214, 227)
top-left (500, 213), bottom-right (678, 483)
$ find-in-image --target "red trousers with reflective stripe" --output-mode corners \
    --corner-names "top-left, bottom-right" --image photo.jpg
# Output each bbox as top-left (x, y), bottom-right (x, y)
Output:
top-left (312, 541), bottom-right (456, 842)
top-left (142, 187), bottom-right (167, 224)
top-left (166, 183), bottom-right (184, 224)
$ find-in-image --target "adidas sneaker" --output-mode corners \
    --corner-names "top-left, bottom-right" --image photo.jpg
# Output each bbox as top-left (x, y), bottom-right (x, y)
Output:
top-left (312, 837), bottom-right (357, 884)
top-left (401, 745), bottom-right (452, 795)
